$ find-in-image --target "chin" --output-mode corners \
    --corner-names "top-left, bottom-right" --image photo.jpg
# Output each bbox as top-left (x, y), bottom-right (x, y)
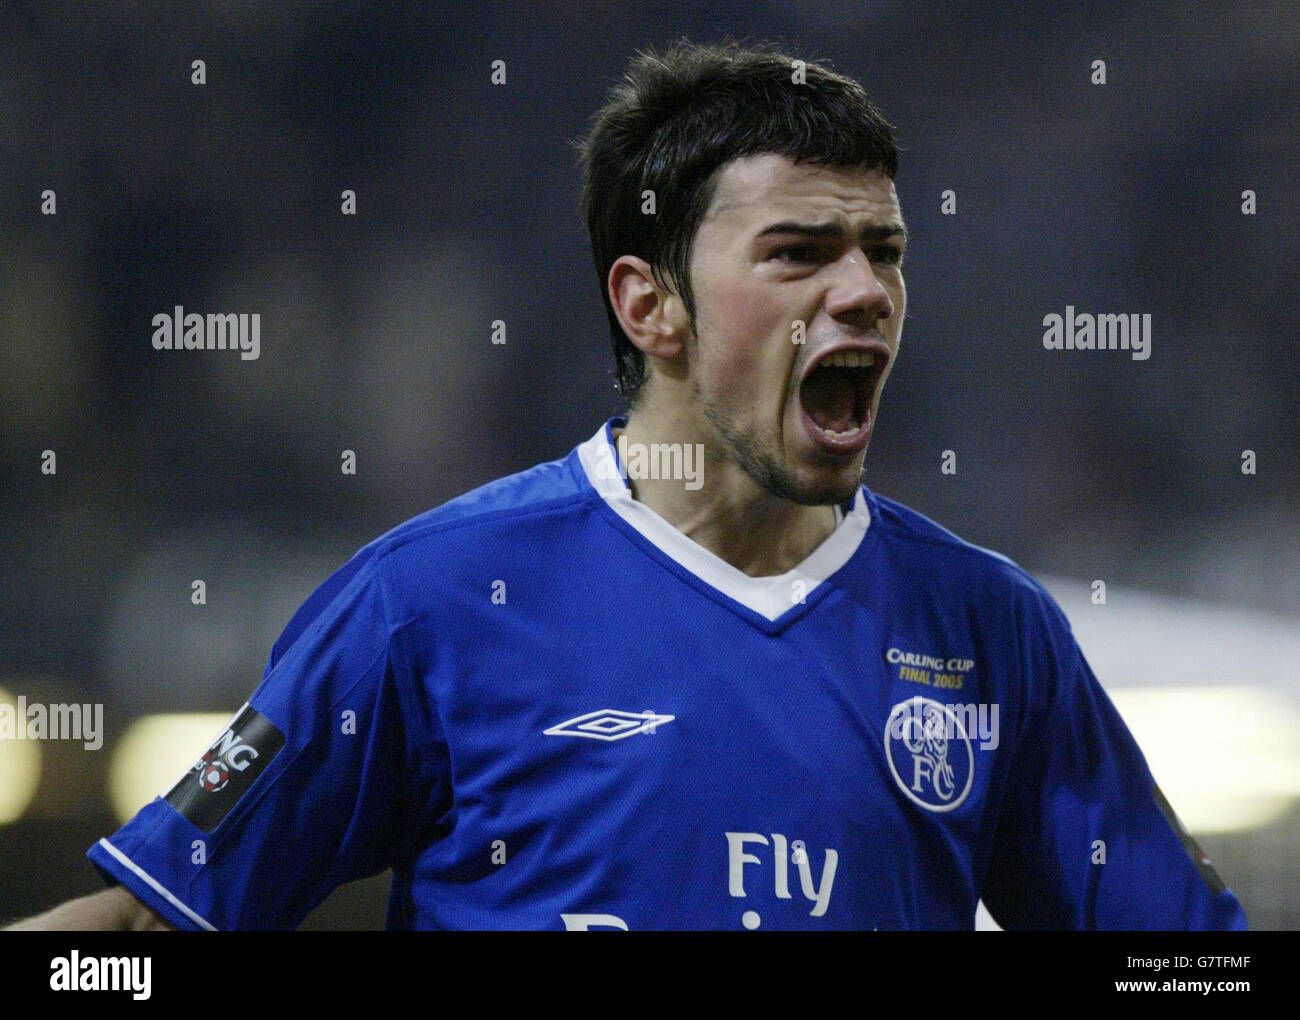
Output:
top-left (782, 442), bottom-right (869, 507)
top-left (705, 402), bottom-right (865, 507)
top-left (759, 456), bottom-right (865, 507)
top-left (788, 474), bottom-right (863, 507)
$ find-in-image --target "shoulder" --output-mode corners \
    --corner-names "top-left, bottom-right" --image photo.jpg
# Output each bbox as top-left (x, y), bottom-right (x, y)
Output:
top-left (371, 449), bottom-right (593, 564)
top-left (863, 488), bottom-right (1069, 629)
top-left (270, 447), bottom-right (595, 661)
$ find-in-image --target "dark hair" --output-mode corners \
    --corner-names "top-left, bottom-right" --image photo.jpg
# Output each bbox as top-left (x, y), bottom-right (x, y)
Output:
top-left (575, 38), bottom-right (900, 402)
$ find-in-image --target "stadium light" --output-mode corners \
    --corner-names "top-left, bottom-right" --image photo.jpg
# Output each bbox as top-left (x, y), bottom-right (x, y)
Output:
top-left (1041, 576), bottom-right (1300, 834)
top-left (1107, 686), bottom-right (1300, 833)
top-left (0, 685), bottom-right (42, 823)
top-left (108, 713), bottom-right (235, 822)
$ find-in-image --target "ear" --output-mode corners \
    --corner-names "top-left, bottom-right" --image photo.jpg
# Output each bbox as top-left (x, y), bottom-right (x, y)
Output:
top-left (608, 256), bottom-right (690, 362)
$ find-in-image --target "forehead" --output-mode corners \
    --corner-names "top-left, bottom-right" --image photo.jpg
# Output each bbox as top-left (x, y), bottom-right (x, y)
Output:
top-left (702, 154), bottom-right (901, 232)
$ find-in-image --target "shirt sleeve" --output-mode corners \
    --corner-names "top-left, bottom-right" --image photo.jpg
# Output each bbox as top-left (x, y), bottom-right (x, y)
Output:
top-left (86, 547), bottom-right (444, 930)
top-left (980, 585), bottom-right (1248, 931)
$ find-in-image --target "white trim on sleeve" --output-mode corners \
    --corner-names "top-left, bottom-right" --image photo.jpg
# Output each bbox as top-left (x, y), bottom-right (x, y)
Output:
top-left (95, 837), bottom-right (218, 931)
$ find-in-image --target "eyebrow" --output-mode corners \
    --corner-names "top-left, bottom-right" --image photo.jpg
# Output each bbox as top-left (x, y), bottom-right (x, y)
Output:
top-left (755, 220), bottom-right (909, 245)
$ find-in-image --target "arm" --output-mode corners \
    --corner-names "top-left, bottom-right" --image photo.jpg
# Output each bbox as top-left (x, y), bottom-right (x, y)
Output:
top-left (981, 589), bottom-right (1247, 930)
top-left (82, 551), bottom-right (439, 930)
top-left (4, 886), bottom-right (175, 931)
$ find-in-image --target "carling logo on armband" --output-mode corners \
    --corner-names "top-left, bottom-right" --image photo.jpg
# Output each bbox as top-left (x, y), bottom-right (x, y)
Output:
top-left (164, 703), bottom-right (285, 832)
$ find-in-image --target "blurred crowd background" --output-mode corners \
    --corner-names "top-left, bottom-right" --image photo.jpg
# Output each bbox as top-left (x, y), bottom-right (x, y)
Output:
top-left (2, 1), bottom-right (1297, 929)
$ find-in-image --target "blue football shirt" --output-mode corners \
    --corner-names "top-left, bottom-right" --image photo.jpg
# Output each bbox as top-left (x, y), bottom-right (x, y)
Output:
top-left (88, 419), bottom-right (1248, 930)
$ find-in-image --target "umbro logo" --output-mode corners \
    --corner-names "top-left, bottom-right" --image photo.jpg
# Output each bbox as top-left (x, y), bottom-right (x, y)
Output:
top-left (544, 709), bottom-right (675, 741)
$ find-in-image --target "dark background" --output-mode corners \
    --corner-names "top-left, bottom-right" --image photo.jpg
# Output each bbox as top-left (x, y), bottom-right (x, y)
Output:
top-left (2, 0), bottom-right (1297, 929)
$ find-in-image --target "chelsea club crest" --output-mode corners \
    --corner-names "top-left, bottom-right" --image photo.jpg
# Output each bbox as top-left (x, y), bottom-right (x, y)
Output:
top-left (885, 696), bottom-right (974, 812)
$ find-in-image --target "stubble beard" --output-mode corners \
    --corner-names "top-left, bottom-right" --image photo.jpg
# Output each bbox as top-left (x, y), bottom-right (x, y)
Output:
top-left (685, 306), bottom-right (865, 509)
top-left (701, 399), bottom-right (865, 508)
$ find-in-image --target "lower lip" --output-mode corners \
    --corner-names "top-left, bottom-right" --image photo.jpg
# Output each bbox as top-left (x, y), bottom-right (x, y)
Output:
top-left (800, 404), bottom-right (872, 456)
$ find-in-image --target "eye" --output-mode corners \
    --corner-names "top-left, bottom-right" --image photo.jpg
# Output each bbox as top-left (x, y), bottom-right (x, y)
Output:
top-left (773, 244), bottom-right (818, 263)
top-left (871, 245), bottom-right (904, 266)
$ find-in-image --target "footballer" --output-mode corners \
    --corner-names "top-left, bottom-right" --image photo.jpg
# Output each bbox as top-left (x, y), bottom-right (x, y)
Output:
top-left (8, 40), bottom-right (1246, 931)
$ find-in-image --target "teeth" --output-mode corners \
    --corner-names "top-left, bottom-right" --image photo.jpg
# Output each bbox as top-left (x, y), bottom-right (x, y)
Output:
top-left (822, 425), bottom-right (861, 438)
top-left (821, 351), bottom-right (875, 369)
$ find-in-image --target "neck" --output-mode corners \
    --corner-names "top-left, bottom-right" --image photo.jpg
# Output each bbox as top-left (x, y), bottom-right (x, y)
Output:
top-left (615, 410), bottom-right (838, 577)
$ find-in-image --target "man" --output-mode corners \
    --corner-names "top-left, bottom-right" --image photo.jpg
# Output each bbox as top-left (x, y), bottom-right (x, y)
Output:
top-left (10, 40), bottom-right (1246, 930)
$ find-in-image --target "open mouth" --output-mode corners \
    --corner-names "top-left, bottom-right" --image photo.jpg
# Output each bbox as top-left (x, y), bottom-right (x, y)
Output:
top-left (798, 349), bottom-right (881, 450)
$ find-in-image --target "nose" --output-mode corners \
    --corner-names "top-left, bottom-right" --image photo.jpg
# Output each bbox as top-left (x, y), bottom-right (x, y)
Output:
top-left (823, 249), bottom-right (895, 328)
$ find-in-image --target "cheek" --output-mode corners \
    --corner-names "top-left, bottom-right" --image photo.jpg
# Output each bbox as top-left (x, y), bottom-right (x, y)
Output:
top-left (889, 277), bottom-right (907, 336)
top-left (697, 279), bottom-right (789, 390)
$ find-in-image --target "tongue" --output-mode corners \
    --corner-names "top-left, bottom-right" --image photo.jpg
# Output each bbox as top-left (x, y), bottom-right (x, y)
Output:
top-left (802, 367), bottom-right (859, 432)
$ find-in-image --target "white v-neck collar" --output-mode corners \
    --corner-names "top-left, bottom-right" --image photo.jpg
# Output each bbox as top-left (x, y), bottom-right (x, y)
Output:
top-left (576, 420), bottom-right (870, 622)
